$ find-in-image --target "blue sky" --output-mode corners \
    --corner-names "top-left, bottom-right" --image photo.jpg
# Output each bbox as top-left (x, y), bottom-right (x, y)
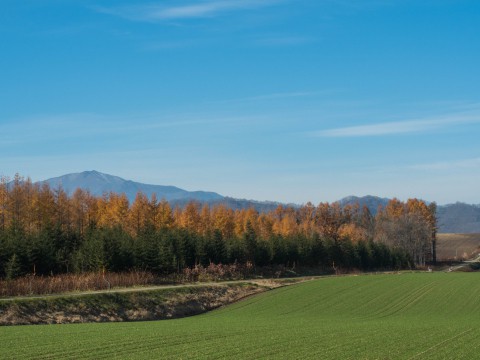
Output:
top-left (1, 0), bottom-right (479, 204)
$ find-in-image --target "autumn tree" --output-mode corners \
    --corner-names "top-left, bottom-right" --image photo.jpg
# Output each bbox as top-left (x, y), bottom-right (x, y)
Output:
top-left (156, 199), bottom-right (174, 229)
top-left (128, 192), bottom-right (150, 235)
top-left (244, 220), bottom-right (257, 264)
top-left (297, 202), bottom-right (316, 237)
top-left (211, 205), bottom-right (235, 239)
top-left (0, 173), bottom-right (415, 278)
top-left (0, 176), bottom-right (9, 231)
top-left (70, 188), bottom-right (89, 235)
top-left (53, 185), bottom-right (72, 232)
top-left (375, 199), bottom-right (434, 266)
top-left (32, 183), bottom-right (56, 232)
top-left (179, 201), bottom-right (201, 233)
top-left (315, 202), bottom-right (344, 241)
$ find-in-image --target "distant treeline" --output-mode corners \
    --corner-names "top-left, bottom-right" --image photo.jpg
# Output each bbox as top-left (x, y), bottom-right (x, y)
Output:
top-left (0, 175), bottom-right (436, 279)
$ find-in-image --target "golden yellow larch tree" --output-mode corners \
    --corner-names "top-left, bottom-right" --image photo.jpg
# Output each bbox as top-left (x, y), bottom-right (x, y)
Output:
top-left (297, 202), bottom-right (316, 237)
top-left (148, 193), bottom-right (159, 228)
top-left (32, 183), bottom-right (56, 232)
top-left (71, 188), bottom-right (90, 235)
top-left (84, 190), bottom-right (98, 228)
top-left (22, 177), bottom-right (36, 234)
top-left (113, 193), bottom-right (130, 227)
top-left (273, 205), bottom-right (285, 222)
top-left (406, 198), bottom-right (431, 221)
top-left (6, 173), bottom-right (27, 230)
top-left (172, 206), bottom-right (183, 228)
top-left (156, 199), bottom-right (174, 229)
top-left (96, 195), bottom-right (108, 227)
top-left (128, 192), bottom-right (150, 235)
top-left (211, 204), bottom-right (235, 239)
top-left (53, 186), bottom-right (72, 232)
top-left (257, 213), bottom-right (274, 239)
top-left (180, 201), bottom-right (201, 233)
top-left (0, 176), bottom-right (8, 231)
top-left (233, 209), bottom-right (246, 237)
top-left (385, 198), bottom-right (406, 218)
top-left (338, 223), bottom-right (368, 243)
top-left (199, 204), bottom-right (212, 236)
top-left (244, 208), bottom-right (260, 236)
top-left (277, 206), bottom-right (298, 236)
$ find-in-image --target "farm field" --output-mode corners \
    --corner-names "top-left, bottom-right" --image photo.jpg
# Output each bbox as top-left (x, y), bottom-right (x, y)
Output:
top-left (436, 233), bottom-right (480, 260)
top-left (1, 272), bottom-right (480, 359)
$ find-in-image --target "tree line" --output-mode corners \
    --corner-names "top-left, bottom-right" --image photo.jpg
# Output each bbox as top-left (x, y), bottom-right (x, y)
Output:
top-left (0, 174), bottom-right (436, 279)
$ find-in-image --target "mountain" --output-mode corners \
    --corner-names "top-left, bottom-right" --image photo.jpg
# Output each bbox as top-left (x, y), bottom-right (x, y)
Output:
top-left (172, 197), bottom-right (284, 213)
top-left (436, 203), bottom-right (480, 233)
top-left (337, 195), bottom-right (390, 215)
top-left (338, 195), bottom-right (480, 234)
top-left (40, 172), bottom-right (480, 233)
top-left (41, 170), bottom-right (224, 203)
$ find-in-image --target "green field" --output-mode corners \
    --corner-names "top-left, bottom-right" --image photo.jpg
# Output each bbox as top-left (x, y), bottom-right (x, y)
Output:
top-left (2, 272), bottom-right (480, 359)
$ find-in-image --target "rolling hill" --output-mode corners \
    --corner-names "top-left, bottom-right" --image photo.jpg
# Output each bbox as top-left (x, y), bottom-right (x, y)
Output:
top-left (436, 233), bottom-right (480, 260)
top-left (1, 273), bottom-right (479, 359)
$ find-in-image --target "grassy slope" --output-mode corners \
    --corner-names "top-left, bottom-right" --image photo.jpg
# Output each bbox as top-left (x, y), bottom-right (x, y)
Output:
top-left (1, 273), bottom-right (480, 359)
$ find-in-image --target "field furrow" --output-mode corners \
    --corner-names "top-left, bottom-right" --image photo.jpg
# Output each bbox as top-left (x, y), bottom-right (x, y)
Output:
top-left (1, 273), bottom-right (479, 359)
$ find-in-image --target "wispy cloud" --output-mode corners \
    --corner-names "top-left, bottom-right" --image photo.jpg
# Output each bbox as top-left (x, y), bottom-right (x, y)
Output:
top-left (313, 112), bottom-right (480, 138)
top-left (0, 111), bottom-right (264, 148)
top-left (95, 0), bottom-right (284, 22)
top-left (409, 157), bottom-right (480, 171)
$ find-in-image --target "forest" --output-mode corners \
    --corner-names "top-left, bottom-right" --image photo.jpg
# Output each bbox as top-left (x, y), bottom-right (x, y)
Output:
top-left (0, 174), bottom-right (437, 279)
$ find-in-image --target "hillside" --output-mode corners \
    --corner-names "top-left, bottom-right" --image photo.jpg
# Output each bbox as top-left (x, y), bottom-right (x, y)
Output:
top-left (2, 273), bottom-right (479, 359)
top-left (436, 203), bottom-right (480, 233)
top-left (436, 233), bottom-right (480, 260)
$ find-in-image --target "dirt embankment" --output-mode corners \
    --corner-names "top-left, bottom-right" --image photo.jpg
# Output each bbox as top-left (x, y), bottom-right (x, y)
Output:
top-left (0, 281), bottom-right (282, 326)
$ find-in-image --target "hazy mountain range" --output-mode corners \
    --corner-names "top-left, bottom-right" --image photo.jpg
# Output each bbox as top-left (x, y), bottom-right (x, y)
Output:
top-left (43, 170), bottom-right (223, 203)
top-left (40, 171), bottom-right (480, 234)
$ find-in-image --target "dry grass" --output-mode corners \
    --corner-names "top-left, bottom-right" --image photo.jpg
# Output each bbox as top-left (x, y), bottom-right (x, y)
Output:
top-left (0, 271), bottom-right (156, 298)
top-left (0, 264), bottom-right (257, 298)
top-left (182, 262), bottom-right (255, 282)
top-left (436, 233), bottom-right (480, 260)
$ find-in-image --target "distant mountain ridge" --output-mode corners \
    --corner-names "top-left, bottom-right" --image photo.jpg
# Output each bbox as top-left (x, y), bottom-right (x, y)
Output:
top-left (41, 170), bottom-right (223, 203)
top-left (39, 171), bottom-right (480, 234)
top-left (337, 195), bottom-right (390, 215)
top-left (338, 195), bottom-right (480, 234)
top-left (436, 202), bottom-right (480, 234)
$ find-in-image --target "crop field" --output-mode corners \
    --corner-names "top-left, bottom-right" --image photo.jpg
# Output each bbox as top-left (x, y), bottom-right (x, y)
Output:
top-left (2, 272), bottom-right (480, 359)
top-left (436, 233), bottom-right (480, 260)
